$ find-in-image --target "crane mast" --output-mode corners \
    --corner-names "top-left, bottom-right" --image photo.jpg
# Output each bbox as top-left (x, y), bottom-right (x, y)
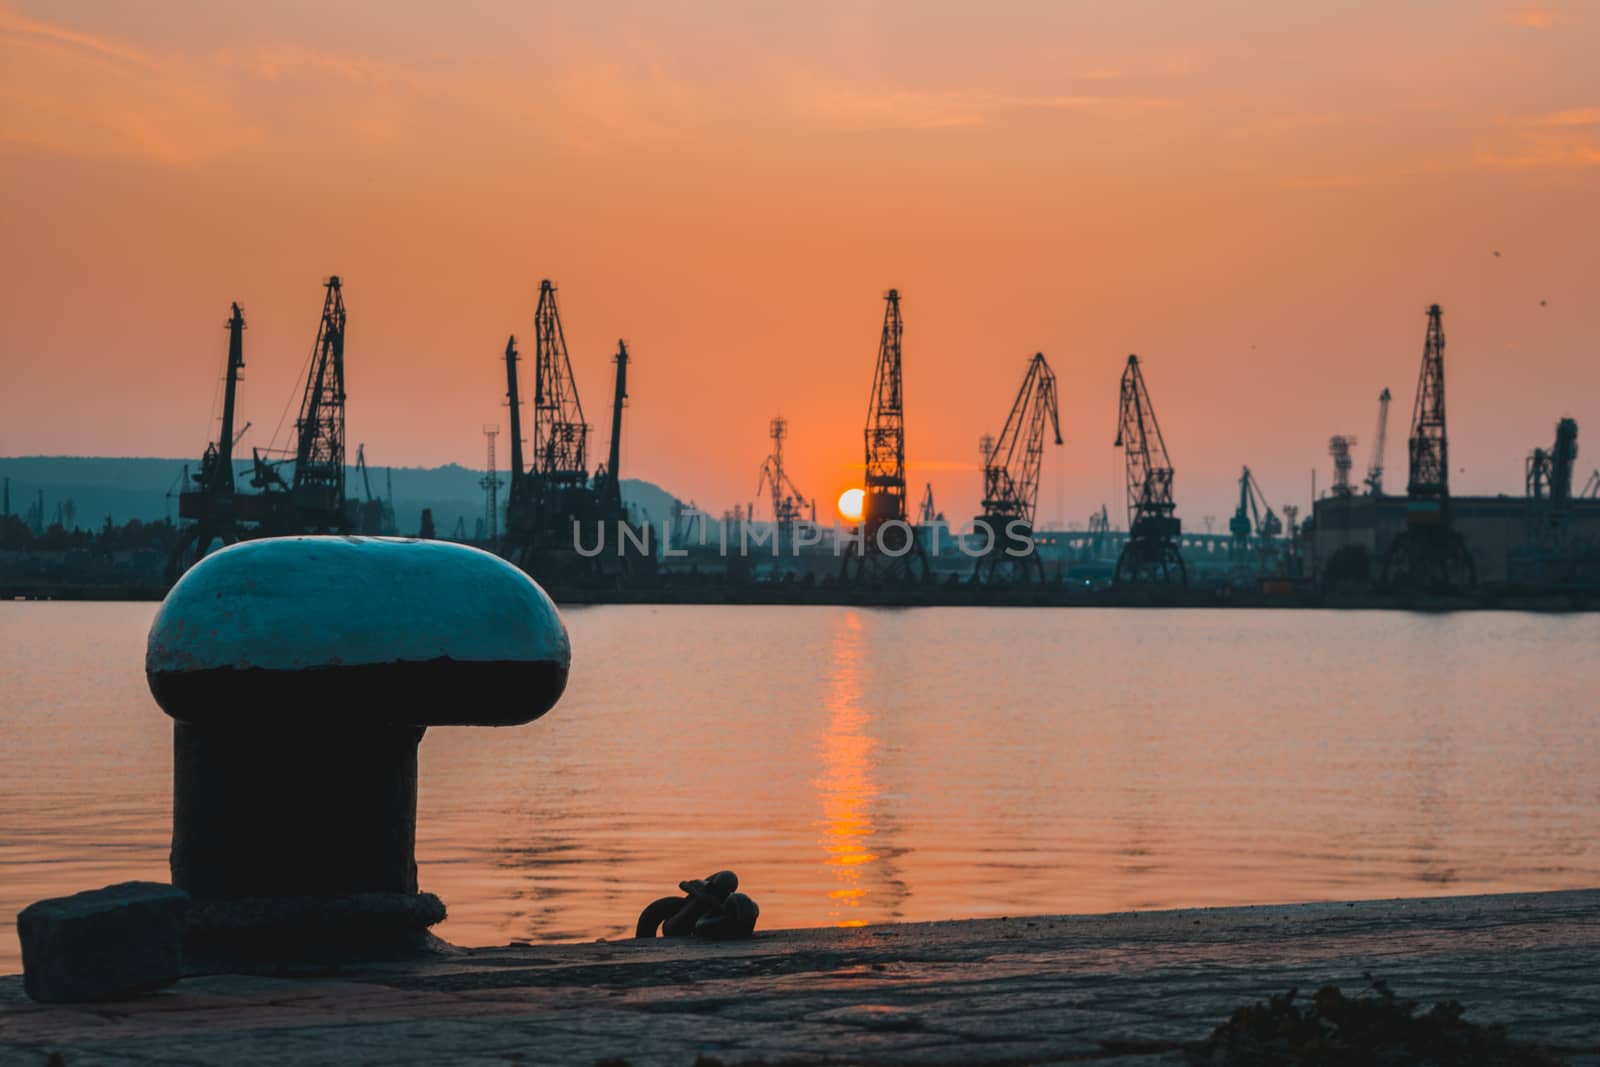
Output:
top-left (845, 289), bottom-right (925, 581)
top-left (1112, 355), bottom-right (1184, 587)
top-left (172, 303), bottom-right (248, 578)
top-left (974, 353), bottom-right (1062, 583)
top-left (596, 340), bottom-right (629, 515)
top-left (530, 280), bottom-right (589, 490)
top-left (1381, 303), bottom-right (1475, 588)
top-left (503, 335), bottom-right (525, 513)
top-left (1365, 387), bottom-right (1391, 495)
top-left (1407, 305), bottom-right (1448, 504)
top-left (292, 276), bottom-right (347, 523)
top-left (206, 303), bottom-right (246, 496)
top-left (864, 289), bottom-right (908, 534)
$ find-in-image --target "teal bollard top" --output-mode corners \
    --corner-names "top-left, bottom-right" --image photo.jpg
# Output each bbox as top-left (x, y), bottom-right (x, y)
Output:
top-left (146, 536), bottom-right (571, 728)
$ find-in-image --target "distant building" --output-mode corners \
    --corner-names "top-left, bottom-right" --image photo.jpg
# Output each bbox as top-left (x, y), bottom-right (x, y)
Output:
top-left (1311, 494), bottom-right (1600, 585)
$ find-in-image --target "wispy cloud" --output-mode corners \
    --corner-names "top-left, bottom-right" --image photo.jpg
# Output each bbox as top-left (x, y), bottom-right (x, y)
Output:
top-left (1500, 8), bottom-right (1556, 28)
top-left (1529, 107), bottom-right (1600, 128)
top-left (1473, 131), bottom-right (1600, 170)
top-left (0, 5), bottom-right (257, 165)
top-left (788, 78), bottom-right (1179, 132)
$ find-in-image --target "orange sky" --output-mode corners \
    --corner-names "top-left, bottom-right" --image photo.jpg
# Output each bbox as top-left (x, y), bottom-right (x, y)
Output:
top-left (2, 1), bottom-right (1597, 527)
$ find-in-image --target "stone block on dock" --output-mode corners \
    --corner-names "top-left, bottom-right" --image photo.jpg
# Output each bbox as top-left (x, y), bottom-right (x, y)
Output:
top-left (17, 881), bottom-right (190, 1003)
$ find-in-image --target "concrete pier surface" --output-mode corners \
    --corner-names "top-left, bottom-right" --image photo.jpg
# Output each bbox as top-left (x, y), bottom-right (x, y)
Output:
top-left (4, 889), bottom-right (1598, 1065)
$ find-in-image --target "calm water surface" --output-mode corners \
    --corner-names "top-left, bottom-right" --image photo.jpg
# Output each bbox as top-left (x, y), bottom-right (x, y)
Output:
top-left (2, 602), bottom-right (1598, 972)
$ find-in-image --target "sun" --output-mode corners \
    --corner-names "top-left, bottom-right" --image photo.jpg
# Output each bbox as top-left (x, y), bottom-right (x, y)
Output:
top-left (837, 488), bottom-right (865, 522)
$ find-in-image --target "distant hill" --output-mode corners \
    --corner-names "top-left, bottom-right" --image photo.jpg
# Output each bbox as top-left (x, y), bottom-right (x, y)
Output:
top-left (0, 456), bottom-right (682, 538)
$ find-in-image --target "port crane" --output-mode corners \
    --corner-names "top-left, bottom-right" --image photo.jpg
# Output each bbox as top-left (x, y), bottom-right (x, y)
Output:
top-left (1112, 355), bottom-right (1184, 587)
top-left (500, 283), bottom-right (648, 579)
top-left (844, 289), bottom-right (926, 582)
top-left (1364, 388), bottom-right (1391, 495)
top-left (1085, 504), bottom-right (1111, 561)
top-left (246, 277), bottom-right (349, 527)
top-left (170, 303), bottom-right (248, 577)
top-left (1382, 304), bottom-right (1474, 588)
top-left (502, 281), bottom-right (592, 569)
top-left (170, 277), bottom-right (352, 578)
top-left (1526, 418), bottom-right (1578, 502)
top-left (756, 416), bottom-right (813, 537)
top-left (1228, 466), bottom-right (1281, 549)
top-left (973, 352), bottom-right (1062, 583)
top-left (289, 277), bottom-right (348, 525)
top-left (530, 280), bottom-right (589, 504)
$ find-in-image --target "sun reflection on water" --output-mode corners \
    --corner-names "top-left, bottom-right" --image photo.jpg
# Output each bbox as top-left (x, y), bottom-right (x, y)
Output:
top-left (816, 611), bottom-right (882, 926)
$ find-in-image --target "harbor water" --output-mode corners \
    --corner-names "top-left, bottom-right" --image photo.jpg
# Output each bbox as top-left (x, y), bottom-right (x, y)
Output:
top-left (2, 601), bottom-right (1597, 972)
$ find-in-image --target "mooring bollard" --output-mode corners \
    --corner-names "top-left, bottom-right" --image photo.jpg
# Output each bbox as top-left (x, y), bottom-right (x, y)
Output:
top-left (145, 535), bottom-right (570, 959)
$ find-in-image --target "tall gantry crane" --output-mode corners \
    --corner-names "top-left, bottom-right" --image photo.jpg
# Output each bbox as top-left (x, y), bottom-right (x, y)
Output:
top-left (756, 416), bottom-right (813, 536)
top-left (171, 277), bottom-right (352, 579)
top-left (1112, 355), bottom-right (1184, 587)
top-left (973, 352), bottom-right (1062, 583)
top-left (291, 276), bottom-right (347, 526)
top-left (844, 289), bottom-right (925, 581)
top-left (1408, 305), bottom-right (1448, 502)
top-left (1382, 303), bottom-right (1474, 588)
top-left (1365, 387), bottom-right (1391, 495)
top-left (500, 282), bottom-right (647, 579)
top-left (502, 281), bottom-right (593, 570)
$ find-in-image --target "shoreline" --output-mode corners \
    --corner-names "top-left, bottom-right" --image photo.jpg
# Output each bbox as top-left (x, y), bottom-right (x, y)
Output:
top-left (6, 580), bottom-right (1597, 612)
top-left (5, 888), bottom-right (1598, 1063)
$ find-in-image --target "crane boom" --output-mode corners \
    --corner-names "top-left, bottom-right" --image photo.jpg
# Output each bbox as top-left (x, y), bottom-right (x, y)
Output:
top-left (980, 352), bottom-right (1062, 529)
top-left (972, 352), bottom-right (1062, 583)
top-left (1365, 387), bottom-right (1391, 495)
